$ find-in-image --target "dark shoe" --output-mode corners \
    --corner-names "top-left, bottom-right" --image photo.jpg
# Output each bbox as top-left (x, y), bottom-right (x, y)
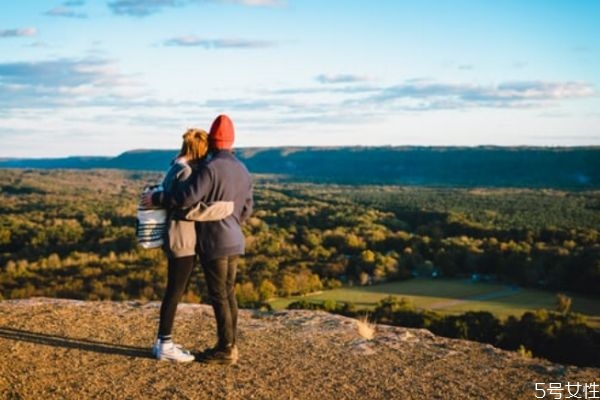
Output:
top-left (200, 345), bottom-right (238, 365)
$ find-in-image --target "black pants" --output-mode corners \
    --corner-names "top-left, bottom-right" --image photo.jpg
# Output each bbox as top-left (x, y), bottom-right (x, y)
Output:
top-left (202, 255), bottom-right (239, 349)
top-left (158, 255), bottom-right (195, 337)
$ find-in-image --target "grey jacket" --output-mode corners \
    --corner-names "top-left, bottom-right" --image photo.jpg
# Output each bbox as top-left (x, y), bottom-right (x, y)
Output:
top-left (161, 157), bottom-right (198, 258)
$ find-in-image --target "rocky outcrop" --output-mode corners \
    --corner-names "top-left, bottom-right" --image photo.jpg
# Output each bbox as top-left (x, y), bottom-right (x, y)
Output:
top-left (0, 298), bottom-right (597, 399)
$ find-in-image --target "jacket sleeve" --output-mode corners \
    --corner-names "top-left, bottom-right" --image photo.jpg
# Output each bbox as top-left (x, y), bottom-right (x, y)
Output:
top-left (161, 162), bottom-right (189, 194)
top-left (240, 177), bottom-right (253, 224)
top-left (159, 165), bottom-right (213, 209)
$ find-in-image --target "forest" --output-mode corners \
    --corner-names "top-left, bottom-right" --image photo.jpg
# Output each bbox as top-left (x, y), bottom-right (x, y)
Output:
top-left (0, 168), bottom-right (598, 366)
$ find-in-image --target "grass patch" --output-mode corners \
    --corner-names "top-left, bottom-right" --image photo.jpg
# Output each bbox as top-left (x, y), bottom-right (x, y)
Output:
top-left (269, 278), bottom-right (600, 327)
top-left (356, 316), bottom-right (375, 340)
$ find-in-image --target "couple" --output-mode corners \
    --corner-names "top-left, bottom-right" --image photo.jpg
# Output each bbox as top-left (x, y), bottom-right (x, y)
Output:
top-left (140, 114), bottom-right (253, 365)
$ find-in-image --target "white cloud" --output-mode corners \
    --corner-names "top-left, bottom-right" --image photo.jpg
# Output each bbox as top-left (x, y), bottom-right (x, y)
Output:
top-left (29, 41), bottom-right (50, 48)
top-left (370, 80), bottom-right (597, 110)
top-left (0, 58), bottom-right (145, 108)
top-left (163, 35), bottom-right (275, 49)
top-left (316, 74), bottom-right (371, 84)
top-left (107, 0), bottom-right (190, 17)
top-left (107, 0), bottom-right (284, 17)
top-left (496, 81), bottom-right (595, 100)
top-left (0, 28), bottom-right (37, 38)
top-left (226, 0), bottom-right (285, 6)
top-left (44, 6), bottom-right (87, 18)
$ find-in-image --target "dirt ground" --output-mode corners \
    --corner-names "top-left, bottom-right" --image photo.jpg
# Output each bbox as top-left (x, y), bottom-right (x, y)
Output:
top-left (0, 298), bottom-right (598, 400)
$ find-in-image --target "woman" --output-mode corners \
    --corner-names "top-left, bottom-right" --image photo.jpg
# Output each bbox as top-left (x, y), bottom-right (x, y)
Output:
top-left (151, 128), bottom-right (209, 363)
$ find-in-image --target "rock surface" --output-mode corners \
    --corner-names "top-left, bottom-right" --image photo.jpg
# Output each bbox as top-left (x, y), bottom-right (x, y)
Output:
top-left (0, 298), bottom-right (597, 399)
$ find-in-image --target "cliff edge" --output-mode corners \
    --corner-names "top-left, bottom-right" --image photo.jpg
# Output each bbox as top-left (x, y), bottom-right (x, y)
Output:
top-left (0, 298), bottom-right (597, 399)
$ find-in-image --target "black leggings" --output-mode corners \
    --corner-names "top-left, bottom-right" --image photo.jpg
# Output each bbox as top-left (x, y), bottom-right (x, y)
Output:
top-left (158, 255), bottom-right (195, 337)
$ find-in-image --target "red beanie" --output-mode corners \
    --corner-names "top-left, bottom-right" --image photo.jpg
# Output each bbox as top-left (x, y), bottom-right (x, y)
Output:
top-left (209, 114), bottom-right (235, 150)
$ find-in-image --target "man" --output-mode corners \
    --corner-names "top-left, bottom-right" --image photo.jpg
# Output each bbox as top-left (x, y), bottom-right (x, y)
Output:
top-left (142, 114), bottom-right (253, 364)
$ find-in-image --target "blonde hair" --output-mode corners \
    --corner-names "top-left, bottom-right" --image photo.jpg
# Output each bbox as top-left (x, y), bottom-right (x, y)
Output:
top-left (178, 128), bottom-right (209, 160)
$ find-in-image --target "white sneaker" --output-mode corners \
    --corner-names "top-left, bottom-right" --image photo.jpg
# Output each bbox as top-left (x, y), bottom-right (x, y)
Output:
top-left (152, 340), bottom-right (195, 363)
top-left (152, 339), bottom-right (189, 356)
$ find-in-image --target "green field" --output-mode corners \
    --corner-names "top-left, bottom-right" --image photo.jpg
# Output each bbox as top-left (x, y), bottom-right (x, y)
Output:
top-left (268, 279), bottom-right (600, 326)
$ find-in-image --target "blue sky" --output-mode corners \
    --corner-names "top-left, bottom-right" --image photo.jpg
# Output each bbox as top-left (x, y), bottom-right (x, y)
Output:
top-left (1, 0), bottom-right (599, 158)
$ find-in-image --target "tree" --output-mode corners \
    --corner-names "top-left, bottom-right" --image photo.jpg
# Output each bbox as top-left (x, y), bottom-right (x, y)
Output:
top-left (359, 272), bottom-right (370, 286)
top-left (280, 274), bottom-right (296, 297)
top-left (556, 293), bottom-right (572, 314)
top-left (236, 282), bottom-right (259, 306)
top-left (258, 279), bottom-right (277, 301)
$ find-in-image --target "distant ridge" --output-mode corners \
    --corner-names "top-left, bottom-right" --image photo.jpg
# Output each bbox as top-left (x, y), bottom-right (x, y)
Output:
top-left (1, 146), bottom-right (599, 189)
top-left (0, 156), bottom-right (108, 169)
top-left (103, 149), bottom-right (176, 170)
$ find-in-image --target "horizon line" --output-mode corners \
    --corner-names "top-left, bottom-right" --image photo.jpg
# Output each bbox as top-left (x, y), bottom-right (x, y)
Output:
top-left (2, 144), bottom-right (600, 161)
